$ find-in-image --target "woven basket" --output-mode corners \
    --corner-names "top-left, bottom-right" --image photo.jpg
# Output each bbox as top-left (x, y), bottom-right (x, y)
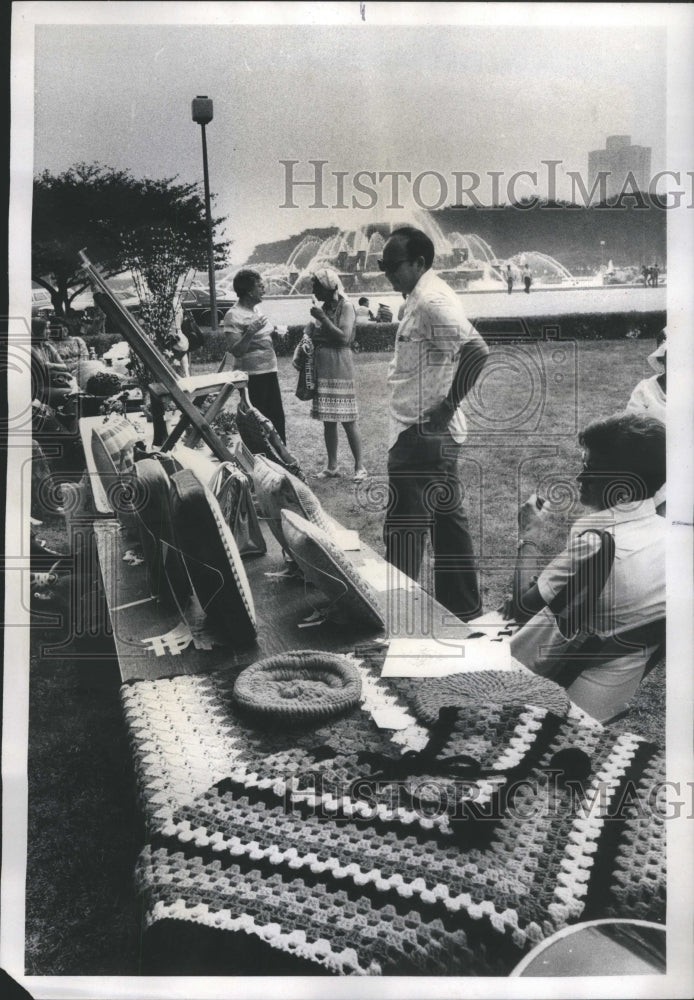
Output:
top-left (233, 651), bottom-right (362, 724)
top-left (411, 670), bottom-right (571, 727)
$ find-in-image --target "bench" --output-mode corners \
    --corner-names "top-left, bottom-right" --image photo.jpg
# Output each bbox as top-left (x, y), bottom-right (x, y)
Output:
top-left (79, 413), bottom-right (471, 684)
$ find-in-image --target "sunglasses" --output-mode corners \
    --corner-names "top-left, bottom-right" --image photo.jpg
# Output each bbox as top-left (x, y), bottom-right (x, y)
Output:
top-left (377, 258), bottom-right (412, 273)
top-left (579, 454), bottom-right (605, 476)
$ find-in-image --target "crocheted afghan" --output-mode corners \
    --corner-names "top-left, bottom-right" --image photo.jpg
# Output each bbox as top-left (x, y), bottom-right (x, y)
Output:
top-left (125, 643), bottom-right (666, 976)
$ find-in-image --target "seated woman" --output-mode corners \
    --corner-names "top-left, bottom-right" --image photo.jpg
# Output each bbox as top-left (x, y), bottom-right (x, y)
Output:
top-left (508, 412), bottom-right (665, 723)
top-left (48, 322), bottom-right (90, 375)
top-left (31, 317), bottom-right (79, 410)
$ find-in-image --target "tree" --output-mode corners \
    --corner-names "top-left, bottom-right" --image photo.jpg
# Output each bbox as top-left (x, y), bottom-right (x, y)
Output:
top-left (123, 227), bottom-right (198, 389)
top-left (32, 162), bottom-right (230, 316)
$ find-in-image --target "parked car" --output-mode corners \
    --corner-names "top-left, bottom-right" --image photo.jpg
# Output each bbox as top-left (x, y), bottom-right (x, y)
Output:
top-left (181, 288), bottom-right (235, 330)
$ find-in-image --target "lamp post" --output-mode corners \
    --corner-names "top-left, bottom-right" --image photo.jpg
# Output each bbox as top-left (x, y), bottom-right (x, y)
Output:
top-left (192, 95), bottom-right (218, 332)
top-left (600, 240), bottom-right (606, 271)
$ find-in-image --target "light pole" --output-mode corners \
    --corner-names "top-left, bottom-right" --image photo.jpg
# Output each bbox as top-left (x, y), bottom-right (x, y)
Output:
top-left (192, 95), bottom-right (218, 332)
top-left (600, 240), bottom-right (606, 271)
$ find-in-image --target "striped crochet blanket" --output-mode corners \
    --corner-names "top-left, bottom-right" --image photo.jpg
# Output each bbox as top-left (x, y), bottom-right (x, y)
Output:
top-left (126, 644), bottom-right (666, 976)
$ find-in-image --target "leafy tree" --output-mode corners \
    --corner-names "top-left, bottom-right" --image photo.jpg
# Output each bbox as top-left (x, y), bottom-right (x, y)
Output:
top-left (123, 227), bottom-right (197, 389)
top-left (32, 162), bottom-right (230, 316)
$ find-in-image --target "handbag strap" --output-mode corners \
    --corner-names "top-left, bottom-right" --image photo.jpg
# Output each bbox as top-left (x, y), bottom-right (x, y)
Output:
top-left (548, 529), bottom-right (616, 638)
top-left (209, 460), bottom-right (243, 496)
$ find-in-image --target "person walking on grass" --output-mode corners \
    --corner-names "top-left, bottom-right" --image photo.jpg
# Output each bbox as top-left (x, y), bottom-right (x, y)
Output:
top-left (307, 268), bottom-right (368, 482)
top-left (379, 226), bottom-right (489, 621)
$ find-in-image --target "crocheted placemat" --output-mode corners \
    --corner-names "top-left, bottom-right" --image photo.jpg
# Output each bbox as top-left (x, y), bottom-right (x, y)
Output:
top-left (233, 651), bottom-right (362, 724)
top-left (408, 669), bottom-right (571, 727)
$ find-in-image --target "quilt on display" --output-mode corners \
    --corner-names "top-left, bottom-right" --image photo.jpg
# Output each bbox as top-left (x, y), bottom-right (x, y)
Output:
top-left (123, 644), bottom-right (666, 976)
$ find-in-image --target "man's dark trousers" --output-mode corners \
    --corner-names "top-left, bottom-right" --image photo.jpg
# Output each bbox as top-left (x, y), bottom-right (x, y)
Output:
top-left (384, 421), bottom-right (480, 621)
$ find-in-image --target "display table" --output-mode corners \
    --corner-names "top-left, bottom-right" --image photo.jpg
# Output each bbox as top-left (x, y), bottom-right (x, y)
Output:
top-left (75, 414), bottom-right (666, 978)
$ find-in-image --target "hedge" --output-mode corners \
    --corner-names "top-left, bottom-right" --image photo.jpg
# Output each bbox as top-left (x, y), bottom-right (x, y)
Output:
top-left (81, 311), bottom-right (666, 365)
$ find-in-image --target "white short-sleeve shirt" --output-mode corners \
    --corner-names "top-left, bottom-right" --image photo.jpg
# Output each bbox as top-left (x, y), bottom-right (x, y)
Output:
top-left (387, 269), bottom-right (478, 449)
top-left (512, 498), bottom-right (665, 722)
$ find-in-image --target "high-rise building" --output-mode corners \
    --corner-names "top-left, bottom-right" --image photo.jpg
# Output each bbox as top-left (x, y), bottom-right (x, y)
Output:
top-left (587, 135), bottom-right (652, 202)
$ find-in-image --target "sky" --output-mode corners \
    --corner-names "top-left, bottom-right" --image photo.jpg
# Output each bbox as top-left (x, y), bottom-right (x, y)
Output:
top-left (29, 6), bottom-right (668, 266)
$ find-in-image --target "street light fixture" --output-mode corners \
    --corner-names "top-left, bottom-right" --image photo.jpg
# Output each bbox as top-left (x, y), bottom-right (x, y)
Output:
top-left (192, 95), bottom-right (218, 332)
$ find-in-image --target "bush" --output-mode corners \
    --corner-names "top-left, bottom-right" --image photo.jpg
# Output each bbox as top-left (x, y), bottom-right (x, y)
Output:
top-left (85, 371), bottom-right (124, 397)
top-left (84, 311), bottom-right (667, 369)
top-left (190, 330), bottom-right (229, 364)
top-left (83, 331), bottom-right (126, 356)
top-left (473, 312), bottom-right (666, 343)
top-left (190, 312), bottom-right (667, 366)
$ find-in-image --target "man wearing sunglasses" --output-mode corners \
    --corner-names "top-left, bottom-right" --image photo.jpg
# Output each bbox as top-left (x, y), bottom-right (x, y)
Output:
top-left (379, 226), bottom-right (489, 620)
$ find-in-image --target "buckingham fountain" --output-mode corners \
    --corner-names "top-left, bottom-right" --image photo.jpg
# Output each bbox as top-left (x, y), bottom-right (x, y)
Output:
top-left (184, 211), bottom-right (663, 327)
top-left (244, 210), bottom-right (576, 297)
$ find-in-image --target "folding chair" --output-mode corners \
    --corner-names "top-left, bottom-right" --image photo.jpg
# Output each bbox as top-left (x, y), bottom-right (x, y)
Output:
top-left (80, 252), bottom-right (245, 463)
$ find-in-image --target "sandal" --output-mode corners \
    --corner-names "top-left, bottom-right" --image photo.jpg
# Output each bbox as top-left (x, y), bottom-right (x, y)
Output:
top-left (353, 468), bottom-right (369, 482)
top-left (314, 468), bottom-right (341, 480)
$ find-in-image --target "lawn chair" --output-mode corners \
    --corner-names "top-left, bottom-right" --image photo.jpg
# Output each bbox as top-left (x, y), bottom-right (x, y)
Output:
top-left (79, 251), bottom-right (245, 464)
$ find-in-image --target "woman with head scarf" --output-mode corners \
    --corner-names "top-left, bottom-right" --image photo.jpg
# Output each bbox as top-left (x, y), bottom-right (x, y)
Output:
top-left (307, 267), bottom-right (368, 481)
top-left (626, 329), bottom-right (666, 514)
top-left (627, 329), bottom-right (666, 423)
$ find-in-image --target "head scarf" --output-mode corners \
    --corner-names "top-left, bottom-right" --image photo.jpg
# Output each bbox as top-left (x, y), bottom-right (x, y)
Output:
top-left (648, 329), bottom-right (667, 373)
top-left (311, 267), bottom-right (346, 301)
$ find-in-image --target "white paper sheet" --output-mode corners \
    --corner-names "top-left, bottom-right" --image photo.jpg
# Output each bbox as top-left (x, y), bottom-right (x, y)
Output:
top-left (370, 707), bottom-right (416, 731)
top-left (331, 528), bottom-right (361, 551)
top-left (465, 610), bottom-right (519, 639)
top-left (381, 636), bottom-right (515, 677)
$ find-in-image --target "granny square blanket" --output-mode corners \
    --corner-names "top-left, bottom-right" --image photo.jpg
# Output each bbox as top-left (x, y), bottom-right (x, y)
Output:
top-left (123, 643), bottom-right (666, 976)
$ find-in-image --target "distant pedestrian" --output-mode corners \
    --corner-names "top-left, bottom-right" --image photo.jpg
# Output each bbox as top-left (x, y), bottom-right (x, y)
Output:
top-left (355, 296), bottom-right (375, 322)
top-left (652, 264), bottom-right (660, 288)
top-left (506, 264), bottom-right (514, 294)
top-left (522, 264), bottom-right (532, 294)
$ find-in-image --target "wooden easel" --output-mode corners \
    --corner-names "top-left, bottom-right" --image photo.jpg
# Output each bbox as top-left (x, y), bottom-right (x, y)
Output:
top-left (79, 251), bottom-right (244, 463)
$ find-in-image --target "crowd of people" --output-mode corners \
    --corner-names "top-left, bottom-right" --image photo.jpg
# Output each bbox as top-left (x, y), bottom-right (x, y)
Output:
top-left (30, 226), bottom-right (667, 724)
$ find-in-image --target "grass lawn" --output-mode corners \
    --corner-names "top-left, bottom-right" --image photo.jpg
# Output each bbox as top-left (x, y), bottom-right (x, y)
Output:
top-left (25, 338), bottom-right (665, 974)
